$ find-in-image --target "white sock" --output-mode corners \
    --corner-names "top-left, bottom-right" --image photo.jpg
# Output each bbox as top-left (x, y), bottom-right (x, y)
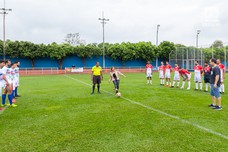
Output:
top-left (223, 84), bottom-right (225, 92)
top-left (195, 83), bottom-right (198, 89)
top-left (147, 80), bottom-right (149, 83)
top-left (182, 82), bottom-right (185, 88)
top-left (170, 82), bottom-right (172, 86)
top-left (166, 82), bottom-right (168, 85)
top-left (177, 82), bottom-right (180, 87)
top-left (172, 81), bottom-right (176, 86)
top-left (188, 81), bottom-right (191, 88)
top-left (206, 83), bottom-right (208, 91)
top-left (200, 83), bottom-right (202, 90)
top-left (221, 84), bottom-right (224, 92)
top-left (160, 80), bottom-right (162, 84)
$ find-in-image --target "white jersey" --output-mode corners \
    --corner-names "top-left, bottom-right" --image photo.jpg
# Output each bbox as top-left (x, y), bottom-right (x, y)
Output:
top-left (146, 64), bottom-right (152, 73)
top-left (0, 68), bottom-right (4, 94)
top-left (158, 66), bottom-right (165, 79)
top-left (14, 67), bottom-right (20, 87)
top-left (0, 68), bottom-right (4, 83)
top-left (194, 65), bottom-right (203, 76)
top-left (11, 68), bottom-right (16, 82)
top-left (147, 68), bottom-right (152, 73)
top-left (14, 67), bottom-right (19, 80)
top-left (14, 67), bottom-right (20, 82)
top-left (2, 66), bottom-right (12, 83)
top-left (173, 67), bottom-right (180, 81)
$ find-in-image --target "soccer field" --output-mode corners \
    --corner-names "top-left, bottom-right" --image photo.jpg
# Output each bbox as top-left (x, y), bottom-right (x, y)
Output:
top-left (0, 73), bottom-right (227, 152)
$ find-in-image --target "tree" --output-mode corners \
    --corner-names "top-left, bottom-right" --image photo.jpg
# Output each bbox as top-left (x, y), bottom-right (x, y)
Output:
top-left (107, 43), bottom-right (135, 66)
top-left (18, 41), bottom-right (46, 68)
top-left (97, 42), bottom-right (112, 58)
top-left (175, 44), bottom-right (186, 48)
top-left (6, 40), bottom-right (21, 58)
top-left (75, 44), bottom-right (101, 67)
top-left (64, 33), bottom-right (86, 46)
top-left (158, 41), bottom-right (175, 61)
top-left (211, 40), bottom-right (224, 48)
top-left (48, 43), bottom-right (73, 69)
top-left (135, 42), bottom-right (157, 61)
top-left (0, 40), bottom-right (3, 56)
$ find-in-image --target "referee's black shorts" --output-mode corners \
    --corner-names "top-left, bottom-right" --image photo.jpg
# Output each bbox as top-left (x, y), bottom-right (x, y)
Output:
top-left (93, 76), bottom-right (101, 84)
top-left (204, 77), bottom-right (210, 83)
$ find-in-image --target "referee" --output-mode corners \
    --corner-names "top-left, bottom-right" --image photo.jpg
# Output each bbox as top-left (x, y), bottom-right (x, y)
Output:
top-left (91, 62), bottom-right (103, 94)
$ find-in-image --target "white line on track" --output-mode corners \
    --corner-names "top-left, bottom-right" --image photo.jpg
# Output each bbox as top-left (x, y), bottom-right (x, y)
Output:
top-left (64, 75), bottom-right (228, 140)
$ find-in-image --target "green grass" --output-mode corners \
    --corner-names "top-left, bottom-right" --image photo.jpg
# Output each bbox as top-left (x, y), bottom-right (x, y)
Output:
top-left (0, 73), bottom-right (227, 152)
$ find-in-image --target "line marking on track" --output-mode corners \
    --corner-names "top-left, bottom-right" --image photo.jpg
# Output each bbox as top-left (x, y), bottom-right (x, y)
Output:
top-left (64, 75), bottom-right (228, 140)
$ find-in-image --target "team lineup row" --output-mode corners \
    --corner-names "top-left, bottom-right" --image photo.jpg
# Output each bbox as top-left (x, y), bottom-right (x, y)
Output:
top-left (145, 59), bottom-right (224, 110)
top-left (90, 59), bottom-right (224, 110)
top-left (0, 60), bottom-right (21, 110)
top-left (146, 60), bottom-right (225, 93)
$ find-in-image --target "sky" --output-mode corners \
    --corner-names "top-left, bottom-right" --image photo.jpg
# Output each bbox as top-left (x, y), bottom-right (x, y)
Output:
top-left (1, 0), bottom-right (228, 46)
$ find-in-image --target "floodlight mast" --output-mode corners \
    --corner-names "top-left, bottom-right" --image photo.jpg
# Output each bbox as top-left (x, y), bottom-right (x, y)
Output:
top-left (156, 24), bottom-right (160, 67)
top-left (0, 0), bottom-right (12, 60)
top-left (196, 30), bottom-right (201, 48)
top-left (98, 12), bottom-right (109, 69)
top-left (196, 30), bottom-right (203, 65)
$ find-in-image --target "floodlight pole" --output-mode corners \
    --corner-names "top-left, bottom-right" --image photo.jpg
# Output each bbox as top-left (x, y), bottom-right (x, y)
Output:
top-left (98, 12), bottom-right (109, 69)
top-left (196, 30), bottom-right (202, 64)
top-left (156, 24), bottom-right (160, 67)
top-left (196, 30), bottom-right (200, 48)
top-left (0, 0), bottom-right (12, 60)
top-left (225, 47), bottom-right (227, 69)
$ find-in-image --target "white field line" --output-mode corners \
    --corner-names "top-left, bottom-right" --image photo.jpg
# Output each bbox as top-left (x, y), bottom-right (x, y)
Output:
top-left (0, 106), bottom-right (8, 114)
top-left (64, 75), bottom-right (228, 140)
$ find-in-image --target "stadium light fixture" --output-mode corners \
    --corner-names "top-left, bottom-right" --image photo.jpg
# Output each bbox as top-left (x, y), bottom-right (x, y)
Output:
top-left (98, 12), bottom-right (109, 69)
top-left (196, 30), bottom-right (201, 48)
top-left (0, 0), bottom-right (12, 60)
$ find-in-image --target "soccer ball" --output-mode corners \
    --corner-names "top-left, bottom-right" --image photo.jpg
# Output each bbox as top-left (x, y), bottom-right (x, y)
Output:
top-left (116, 92), bottom-right (121, 97)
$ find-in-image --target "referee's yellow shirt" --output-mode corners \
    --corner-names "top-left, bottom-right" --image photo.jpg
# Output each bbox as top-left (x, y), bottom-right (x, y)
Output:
top-left (92, 66), bottom-right (102, 76)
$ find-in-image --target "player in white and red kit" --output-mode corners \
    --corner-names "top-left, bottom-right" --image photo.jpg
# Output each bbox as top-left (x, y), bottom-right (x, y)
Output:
top-left (146, 61), bottom-right (153, 84)
top-left (165, 61), bottom-right (172, 87)
top-left (171, 64), bottom-right (180, 88)
top-left (217, 59), bottom-right (225, 94)
top-left (158, 62), bottom-right (165, 85)
top-left (179, 67), bottom-right (191, 90)
top-left (194, 60), bottom-right (203, 91)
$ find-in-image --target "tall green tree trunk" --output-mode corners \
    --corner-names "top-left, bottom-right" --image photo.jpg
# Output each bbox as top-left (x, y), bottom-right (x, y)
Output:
top-left (82, 57), bottom-right (86, 67)
top-left (58, 59), bottom-right (63, 69)
top-left (30, 58), bottom-right (35, 69)
top-left (122, 60), bottom-right (126, 67)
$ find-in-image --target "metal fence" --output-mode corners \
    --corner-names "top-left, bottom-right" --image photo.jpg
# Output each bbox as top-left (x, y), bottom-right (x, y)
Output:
top-left (20, 67), bottom-right (62, 75)
top-left (169, 47), bottom-right (204, 70)
top-left (169, 45), bottom-right (228, 70)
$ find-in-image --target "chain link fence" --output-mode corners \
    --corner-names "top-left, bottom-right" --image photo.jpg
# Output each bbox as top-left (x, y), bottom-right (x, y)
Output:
top-left (170, 44), bottom-right (228, 70)
top-left (169, 47), bottom-right (204, 70)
